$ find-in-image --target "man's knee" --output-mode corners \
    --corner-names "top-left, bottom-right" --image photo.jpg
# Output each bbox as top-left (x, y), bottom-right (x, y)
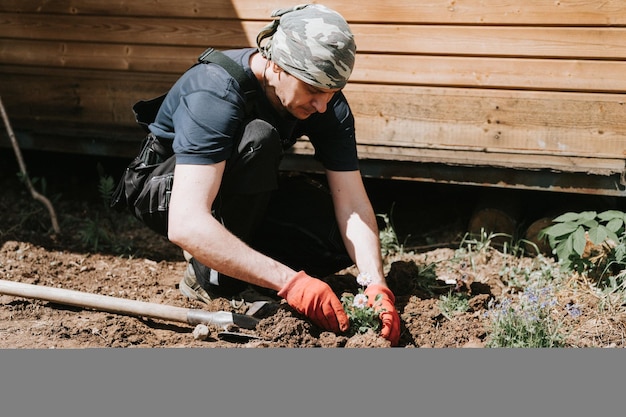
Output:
top-left (222, 119), bottom-right (282, 193)
top-left (238, 119), bottom-right (282, 163)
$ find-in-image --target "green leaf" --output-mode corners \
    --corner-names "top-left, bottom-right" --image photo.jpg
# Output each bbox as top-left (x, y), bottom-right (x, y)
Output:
top-left (614, 244), bottom-right (626, 262)
top-left (571, 227), bottom-right (587, 256)
top-left (578, 211), bottom-right (598, 221)
top-left (580, 219), bottom-right (599, 229)
top-left (554, 240), bottom-right (572, 263)
top-left (541, 222), bottom-right (579, 238)
top-left (605, 218), bottom-right (624, 233)
top-left (552, 212), bottom-right (583, 222)
top-left (607, 230), bottom-right (620, 244)
top-left (587, 226), bottom-right (608, 245)
top-left (597, 210), bottom-right (625, 222)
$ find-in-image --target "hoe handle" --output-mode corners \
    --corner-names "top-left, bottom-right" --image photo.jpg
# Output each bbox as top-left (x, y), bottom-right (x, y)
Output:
top-left (0, 279), bottom-right (258, 329)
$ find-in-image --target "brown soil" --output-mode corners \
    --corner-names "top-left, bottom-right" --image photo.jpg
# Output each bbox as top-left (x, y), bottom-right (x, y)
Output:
top-left (1, 150), bottom-right (625, 348)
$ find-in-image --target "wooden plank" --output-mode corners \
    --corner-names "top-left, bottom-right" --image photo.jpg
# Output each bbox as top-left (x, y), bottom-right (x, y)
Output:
top-left (351, 25), bottom-right (626, 59)
top-left (352, 55), bottom-right (626, 93)
top-left (0, 13), bottom-right (257, 50)
top-left (3, 13), bottom-right (626, 59)
top-left (0, 66), bottom-right (175, 128)
top-left (279, 154), bottom-right (626, 197)
top-left (2, 0), bottom-right (625, 25)
top-left (288, 140), bottom-right (626, 175)
top-left (0, 39), bottom-right (201, 73)
top-left (343, 84), bottom-right (626, 159)
top-left (3, 39), bottom-right (626, 93)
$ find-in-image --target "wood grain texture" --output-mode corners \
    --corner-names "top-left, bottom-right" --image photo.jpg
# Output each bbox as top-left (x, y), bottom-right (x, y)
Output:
top-left (1, 0), bottom-right (625, 194)
top-left (2, 0), bottom-right (625, 24)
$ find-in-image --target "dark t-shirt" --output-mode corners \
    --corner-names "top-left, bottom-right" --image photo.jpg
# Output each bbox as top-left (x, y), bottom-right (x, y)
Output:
top-left (148, 48), bottom-right (359, 171)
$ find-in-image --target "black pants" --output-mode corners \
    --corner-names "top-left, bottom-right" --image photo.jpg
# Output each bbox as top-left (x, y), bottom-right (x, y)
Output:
top-left (176, 119), bottom-right (353, 292)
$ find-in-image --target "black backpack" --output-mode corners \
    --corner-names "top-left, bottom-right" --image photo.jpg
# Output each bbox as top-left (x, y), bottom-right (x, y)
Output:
top-left (110, 48), bottom-right (257, 236)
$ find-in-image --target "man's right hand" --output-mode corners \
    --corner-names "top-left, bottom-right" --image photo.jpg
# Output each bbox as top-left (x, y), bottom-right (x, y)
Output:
top-left (277, 271), bottom-right (349, 333)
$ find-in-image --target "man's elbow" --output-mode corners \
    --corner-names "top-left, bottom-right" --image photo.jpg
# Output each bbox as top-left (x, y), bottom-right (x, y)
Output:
top-left (167, 215), bottom-right (191, 247)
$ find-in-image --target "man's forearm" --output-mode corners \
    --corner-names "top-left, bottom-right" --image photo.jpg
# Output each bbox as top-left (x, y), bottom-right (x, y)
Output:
top-left (342, 209), bottom-right (387, 286)
top-left (170, 213), bottom-right (295, 291)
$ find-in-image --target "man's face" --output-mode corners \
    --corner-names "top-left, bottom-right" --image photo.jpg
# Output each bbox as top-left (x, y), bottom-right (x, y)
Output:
top-left (273, 67), bottom-right (340, 120)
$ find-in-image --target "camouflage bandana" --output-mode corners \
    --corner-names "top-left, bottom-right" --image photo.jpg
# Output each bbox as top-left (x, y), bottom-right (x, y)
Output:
top-left (256, 4), bottom-right (356, 89)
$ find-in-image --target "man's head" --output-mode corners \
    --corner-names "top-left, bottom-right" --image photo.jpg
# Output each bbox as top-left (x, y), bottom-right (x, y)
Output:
top-left (256, 4), bottom-right (356, 90)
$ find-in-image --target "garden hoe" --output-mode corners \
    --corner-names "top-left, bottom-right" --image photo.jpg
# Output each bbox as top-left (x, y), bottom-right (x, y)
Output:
top-left (0, 279), bottom-right (263, 341)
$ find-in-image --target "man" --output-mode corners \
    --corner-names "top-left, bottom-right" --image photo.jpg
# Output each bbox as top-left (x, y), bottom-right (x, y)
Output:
top-left (146, 4), bottom-right (400, 345)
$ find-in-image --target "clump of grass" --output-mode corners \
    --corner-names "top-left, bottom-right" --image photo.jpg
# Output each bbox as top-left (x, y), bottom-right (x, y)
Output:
top-left (499, 253), bottom-right (565, 293)
top-left (377, 203), bottom-right (407, 258)
top-left (438, 290), bottom-right (470, 320)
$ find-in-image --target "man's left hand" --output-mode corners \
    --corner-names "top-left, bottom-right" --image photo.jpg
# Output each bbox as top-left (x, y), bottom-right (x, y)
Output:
top-left (364, 284), bottom-right (401, 346)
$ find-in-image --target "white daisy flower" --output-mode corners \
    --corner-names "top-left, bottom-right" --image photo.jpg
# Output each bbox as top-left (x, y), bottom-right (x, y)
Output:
top-left (352, 293), bottom-right (369, 309)
top-left (356, 272), bottom-right (373, 287)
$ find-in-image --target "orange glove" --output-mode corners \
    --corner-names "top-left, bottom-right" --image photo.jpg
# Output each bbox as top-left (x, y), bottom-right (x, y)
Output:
top-left (278, 271), bottom-right (349, 333)
top-left (364, 284), bottom-right (401, 346)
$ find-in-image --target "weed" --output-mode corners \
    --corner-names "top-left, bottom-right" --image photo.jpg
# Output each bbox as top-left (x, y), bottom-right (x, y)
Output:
top-left (97, 173), bottom-right (116, 209)
top-left (498, 254), bottom-right (566, 293)
top-left (76, 165), bottom-right (134, 254)
top-left (377, 204), bottom-right (404, 257)
top-left (404, 260), bottom-right (451, 296)
top-left (595, 271), bottom-right (626, 313)
top-left (78, 212), bottom-right (111, 252)
top-left (435, 229), bottom-right (510, 292)
top-left (438, 290), bottom-right (470, 320)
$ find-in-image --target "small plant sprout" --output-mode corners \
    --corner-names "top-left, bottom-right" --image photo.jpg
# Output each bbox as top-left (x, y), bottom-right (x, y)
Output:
top-left (377, 207), bottom-right (404, 257)
top-left (341, 272), bottom-right (384, 335)
top-left (438, 290), bottom-right (470, 320)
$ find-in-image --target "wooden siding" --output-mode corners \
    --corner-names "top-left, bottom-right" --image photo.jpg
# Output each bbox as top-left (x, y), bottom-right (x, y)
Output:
top-left (1, 1), bottom-right (625, 195)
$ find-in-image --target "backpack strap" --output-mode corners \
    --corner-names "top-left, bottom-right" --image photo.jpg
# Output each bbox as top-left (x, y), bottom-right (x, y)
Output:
top-left (197, 47), bottom-right (257, 116)
top-left (133, 48), bottom-right (257, 133)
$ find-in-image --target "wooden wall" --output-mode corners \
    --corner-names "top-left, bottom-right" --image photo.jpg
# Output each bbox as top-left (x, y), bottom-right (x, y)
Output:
top-left (1, 1), bottom-right (625, 195)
